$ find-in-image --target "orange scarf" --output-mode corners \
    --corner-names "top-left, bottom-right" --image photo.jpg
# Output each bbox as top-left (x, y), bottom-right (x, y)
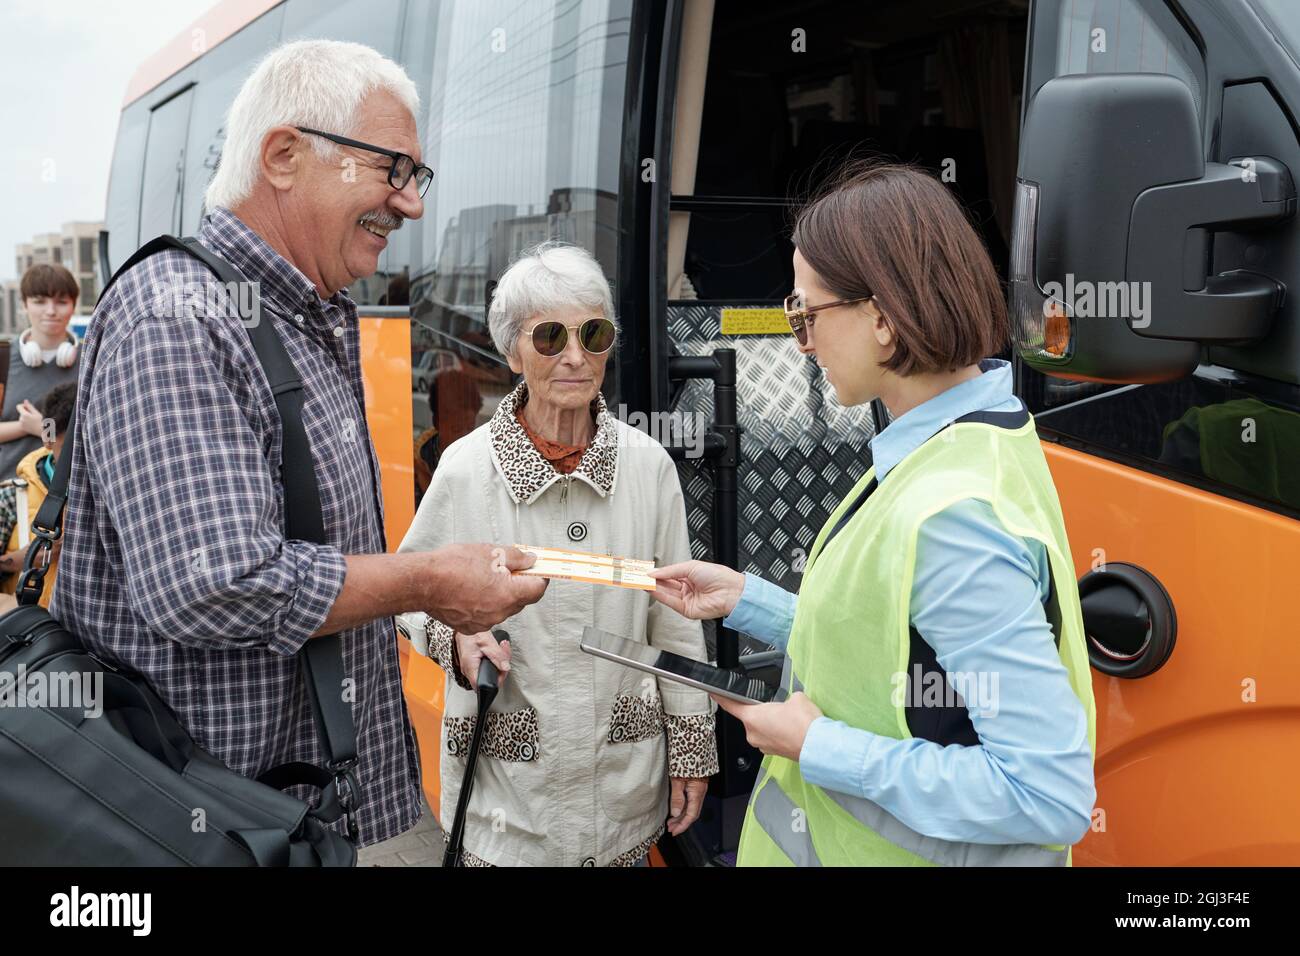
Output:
top-left (515, 407), bottom-right (588, 475)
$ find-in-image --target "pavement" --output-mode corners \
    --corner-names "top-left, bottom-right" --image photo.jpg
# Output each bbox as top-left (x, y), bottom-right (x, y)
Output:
top-left (356, 799), bottom-right (445, 867)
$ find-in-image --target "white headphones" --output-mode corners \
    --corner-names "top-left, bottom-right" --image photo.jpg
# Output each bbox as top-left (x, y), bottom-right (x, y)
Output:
top-left (18, 328), bottom-right (79, 369)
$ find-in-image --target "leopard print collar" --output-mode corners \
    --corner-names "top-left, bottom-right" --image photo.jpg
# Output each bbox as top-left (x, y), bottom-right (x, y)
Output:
top-left (488, 382), bottom-right (619, 504)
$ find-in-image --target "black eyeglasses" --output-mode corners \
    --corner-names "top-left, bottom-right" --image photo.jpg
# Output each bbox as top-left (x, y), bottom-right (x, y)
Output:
top-left (296, 127), bottom-right (434, 197)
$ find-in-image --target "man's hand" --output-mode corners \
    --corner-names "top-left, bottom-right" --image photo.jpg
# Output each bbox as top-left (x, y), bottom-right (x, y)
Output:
top-left (711, 692), bottom-right (823, 763)
top-left (427, 543), bottom-right (547, 634)
top-left (313, 546), bottom-right (547, 639)
top-left (667, 776), bottom-right (708, 836)
top-left (0, 550), bottom-right (23, 576)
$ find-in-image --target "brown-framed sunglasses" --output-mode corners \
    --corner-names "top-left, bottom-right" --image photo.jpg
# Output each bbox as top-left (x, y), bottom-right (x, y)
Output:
top-left (783, 291), bottom-right (873, 345)
top-left (528, 317), bottom-right (617, 357)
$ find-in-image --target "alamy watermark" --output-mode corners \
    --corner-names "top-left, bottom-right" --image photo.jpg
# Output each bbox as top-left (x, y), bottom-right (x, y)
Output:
top-left (0, 666), bottom-right (102, 719)
top-left (1041, 273), bottom-right (1151, 329)
top-left (890, 665), bottom-right (1000, 718)
top-left (50, 886), bottom-right (150, 936)
top-left (148, 279), bottom-right (262, 328)
top-left (612, 404), bottom-right (707, 459)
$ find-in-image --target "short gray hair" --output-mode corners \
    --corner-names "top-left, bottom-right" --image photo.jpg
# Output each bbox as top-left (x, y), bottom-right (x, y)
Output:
top-left (205, 39), bottom-right (420, 212)
top-left (488, 241), bottom-right (617, 359)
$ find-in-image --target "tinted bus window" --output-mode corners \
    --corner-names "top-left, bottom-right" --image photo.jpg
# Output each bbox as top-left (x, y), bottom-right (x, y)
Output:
top-left (682, 0), bottom-right (1027, 300)
top-left (1247, 0), bottom-right (1300, 59)
top-left (281, 0), bottom-right (404, 54)
top-left (1046, 0), bottom-right (1204, 114)
top-left (400, 0), bottom-right (632, 487)
top-left (105, 102), bottom-right (150, 271)
top-left (184, 6), bottom-right (285, 228)
top-left (139, 87), bottom-right (195, 243)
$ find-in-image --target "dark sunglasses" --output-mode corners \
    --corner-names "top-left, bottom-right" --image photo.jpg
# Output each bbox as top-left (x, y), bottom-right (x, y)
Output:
top-left (529, 317), bottom-right (617, 357)
top-left (296, 127), bottom-right (434, 197)
top-left (784, 291), bottom-right (873, 345)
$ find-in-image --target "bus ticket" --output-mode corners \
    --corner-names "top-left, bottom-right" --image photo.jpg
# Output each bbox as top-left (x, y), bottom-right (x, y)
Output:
top-left (512, 545), bottom-right (657, 591)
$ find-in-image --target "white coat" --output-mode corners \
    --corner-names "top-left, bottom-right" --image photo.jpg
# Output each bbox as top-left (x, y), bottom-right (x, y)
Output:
top-left (397, 383), bottom-right (718, 866)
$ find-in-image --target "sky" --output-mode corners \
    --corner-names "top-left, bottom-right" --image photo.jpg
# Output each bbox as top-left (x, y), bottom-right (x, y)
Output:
top-left (0, 0), bottom-right (217, 282)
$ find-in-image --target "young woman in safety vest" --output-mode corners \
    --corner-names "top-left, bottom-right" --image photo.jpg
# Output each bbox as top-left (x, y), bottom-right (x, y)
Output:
top-left (650, 161), bottom-right (1097, 867)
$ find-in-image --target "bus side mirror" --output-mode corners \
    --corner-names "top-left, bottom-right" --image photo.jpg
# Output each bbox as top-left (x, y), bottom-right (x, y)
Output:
top-left (1012, 73), bottom-right (1295, 384)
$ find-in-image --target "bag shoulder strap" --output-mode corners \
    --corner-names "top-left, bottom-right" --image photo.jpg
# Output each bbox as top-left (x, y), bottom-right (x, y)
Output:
top-left (23, 234), bottom-right (359, 839)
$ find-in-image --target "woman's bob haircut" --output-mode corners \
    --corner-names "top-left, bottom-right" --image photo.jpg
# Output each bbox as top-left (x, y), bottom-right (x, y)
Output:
top-left (792, 160), bottom-right (1010, 376)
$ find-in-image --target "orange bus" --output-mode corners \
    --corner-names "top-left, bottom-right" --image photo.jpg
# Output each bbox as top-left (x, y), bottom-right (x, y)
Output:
top-left (107, 0), bottom-right (1300, 865)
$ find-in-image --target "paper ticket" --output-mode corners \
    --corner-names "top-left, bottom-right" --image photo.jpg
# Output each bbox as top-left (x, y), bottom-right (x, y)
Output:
top-left (512, 544), bottom-right (656, 591)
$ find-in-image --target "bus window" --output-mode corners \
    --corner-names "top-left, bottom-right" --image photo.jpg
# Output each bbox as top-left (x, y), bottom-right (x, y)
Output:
top-left (183, 5), bottom-right (285, 231)
top-left (105, 102), bottom-right (150, 271)
top-left (399, 0), bottom-right (633, 498)
top-left (1042, 0), bottom-right (1204, 113)
top-left (1253, 0), bottom-right (1300, 45)
top-left (280, 0), bottom-right (404, 54)
top-left (139, 87), bottom-right (196, 243)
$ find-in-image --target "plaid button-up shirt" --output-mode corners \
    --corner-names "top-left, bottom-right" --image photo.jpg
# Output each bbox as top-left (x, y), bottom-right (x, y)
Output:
top-left (50, 207), bottom-right (421, 846)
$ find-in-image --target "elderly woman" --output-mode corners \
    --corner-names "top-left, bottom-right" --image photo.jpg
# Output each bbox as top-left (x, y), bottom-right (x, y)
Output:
top-left (397, 241), bottom-right (719, 867)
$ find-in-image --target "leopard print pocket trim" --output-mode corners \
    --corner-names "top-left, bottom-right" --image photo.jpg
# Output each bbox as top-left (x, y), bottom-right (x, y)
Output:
top-left (608, 824), bottom-right (665, 867)
top-left (607, 693), bottom-right (665, 744)
top-left (442, 827), bottom-right (663, 867)
top-left (444, 707), bottom-right (540, 762)
top-left (440, 831), bottom-right (493, 867)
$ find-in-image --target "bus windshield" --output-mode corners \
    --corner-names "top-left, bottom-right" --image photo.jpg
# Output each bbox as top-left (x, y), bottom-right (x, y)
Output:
top-left (1251, 0), bottom-right (1300, 65)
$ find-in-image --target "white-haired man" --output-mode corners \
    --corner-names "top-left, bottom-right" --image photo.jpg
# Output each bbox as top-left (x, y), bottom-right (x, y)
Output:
top-left (52, 39), bottom-right (546, 847)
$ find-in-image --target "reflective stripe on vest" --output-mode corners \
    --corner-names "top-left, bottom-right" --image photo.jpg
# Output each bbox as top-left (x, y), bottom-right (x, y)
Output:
top-left (752, 775), bottom-right (821, 867)
top-left (751, 746), bottom-right (1068, 866)
top-left (751, 775), bottom-right (1068, 866)
top-left (753, 653), bottom-right (1071, 867)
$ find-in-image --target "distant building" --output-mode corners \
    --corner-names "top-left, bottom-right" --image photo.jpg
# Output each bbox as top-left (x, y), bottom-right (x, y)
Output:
top-left (0, 280), bottom-right (20, 340)
top-left (3, 221), bottom-right (104, 338)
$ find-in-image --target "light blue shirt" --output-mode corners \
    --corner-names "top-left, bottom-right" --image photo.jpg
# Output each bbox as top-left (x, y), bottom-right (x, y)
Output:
top-left (725, 359), bottom-right (1095, 847)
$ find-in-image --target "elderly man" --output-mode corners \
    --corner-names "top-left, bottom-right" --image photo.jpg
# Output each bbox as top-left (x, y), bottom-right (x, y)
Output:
top-left (50, 39), bottom-right (545, 847)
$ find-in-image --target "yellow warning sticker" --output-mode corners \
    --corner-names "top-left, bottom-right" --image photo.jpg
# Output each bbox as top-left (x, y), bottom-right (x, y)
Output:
top-left (720, 308), bottom-right (791, 336)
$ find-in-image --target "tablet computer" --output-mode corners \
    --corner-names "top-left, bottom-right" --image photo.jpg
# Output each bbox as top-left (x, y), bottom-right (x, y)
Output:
top-left (579, 626), bottom-right (785, 704)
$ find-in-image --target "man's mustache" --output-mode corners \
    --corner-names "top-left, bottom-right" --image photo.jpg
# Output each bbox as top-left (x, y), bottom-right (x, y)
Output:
top-left (359, 209), bottom-right (404, 231)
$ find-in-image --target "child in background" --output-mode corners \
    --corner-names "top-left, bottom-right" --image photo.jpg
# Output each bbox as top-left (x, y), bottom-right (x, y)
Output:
top-left (0, 381), bottom-right (77, 608)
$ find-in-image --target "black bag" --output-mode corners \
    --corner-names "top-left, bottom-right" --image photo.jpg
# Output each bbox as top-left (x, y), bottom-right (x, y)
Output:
top-left (0, 236), bottom-right (360, 866)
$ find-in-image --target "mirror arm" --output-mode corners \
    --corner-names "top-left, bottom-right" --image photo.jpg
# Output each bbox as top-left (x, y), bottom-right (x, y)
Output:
top-left (1128, 157), bottom-right (1295, 342)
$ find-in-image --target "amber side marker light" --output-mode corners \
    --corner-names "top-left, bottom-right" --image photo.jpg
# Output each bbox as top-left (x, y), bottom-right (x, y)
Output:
top-left (1010, 178), bottom-right (1074, 364)
top-left (1043, 300), bottom-right (1071, 357)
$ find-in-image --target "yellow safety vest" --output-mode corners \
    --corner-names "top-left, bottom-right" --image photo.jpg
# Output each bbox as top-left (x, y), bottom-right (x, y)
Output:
top-left (736, 412), bottom-right (1096, 866)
